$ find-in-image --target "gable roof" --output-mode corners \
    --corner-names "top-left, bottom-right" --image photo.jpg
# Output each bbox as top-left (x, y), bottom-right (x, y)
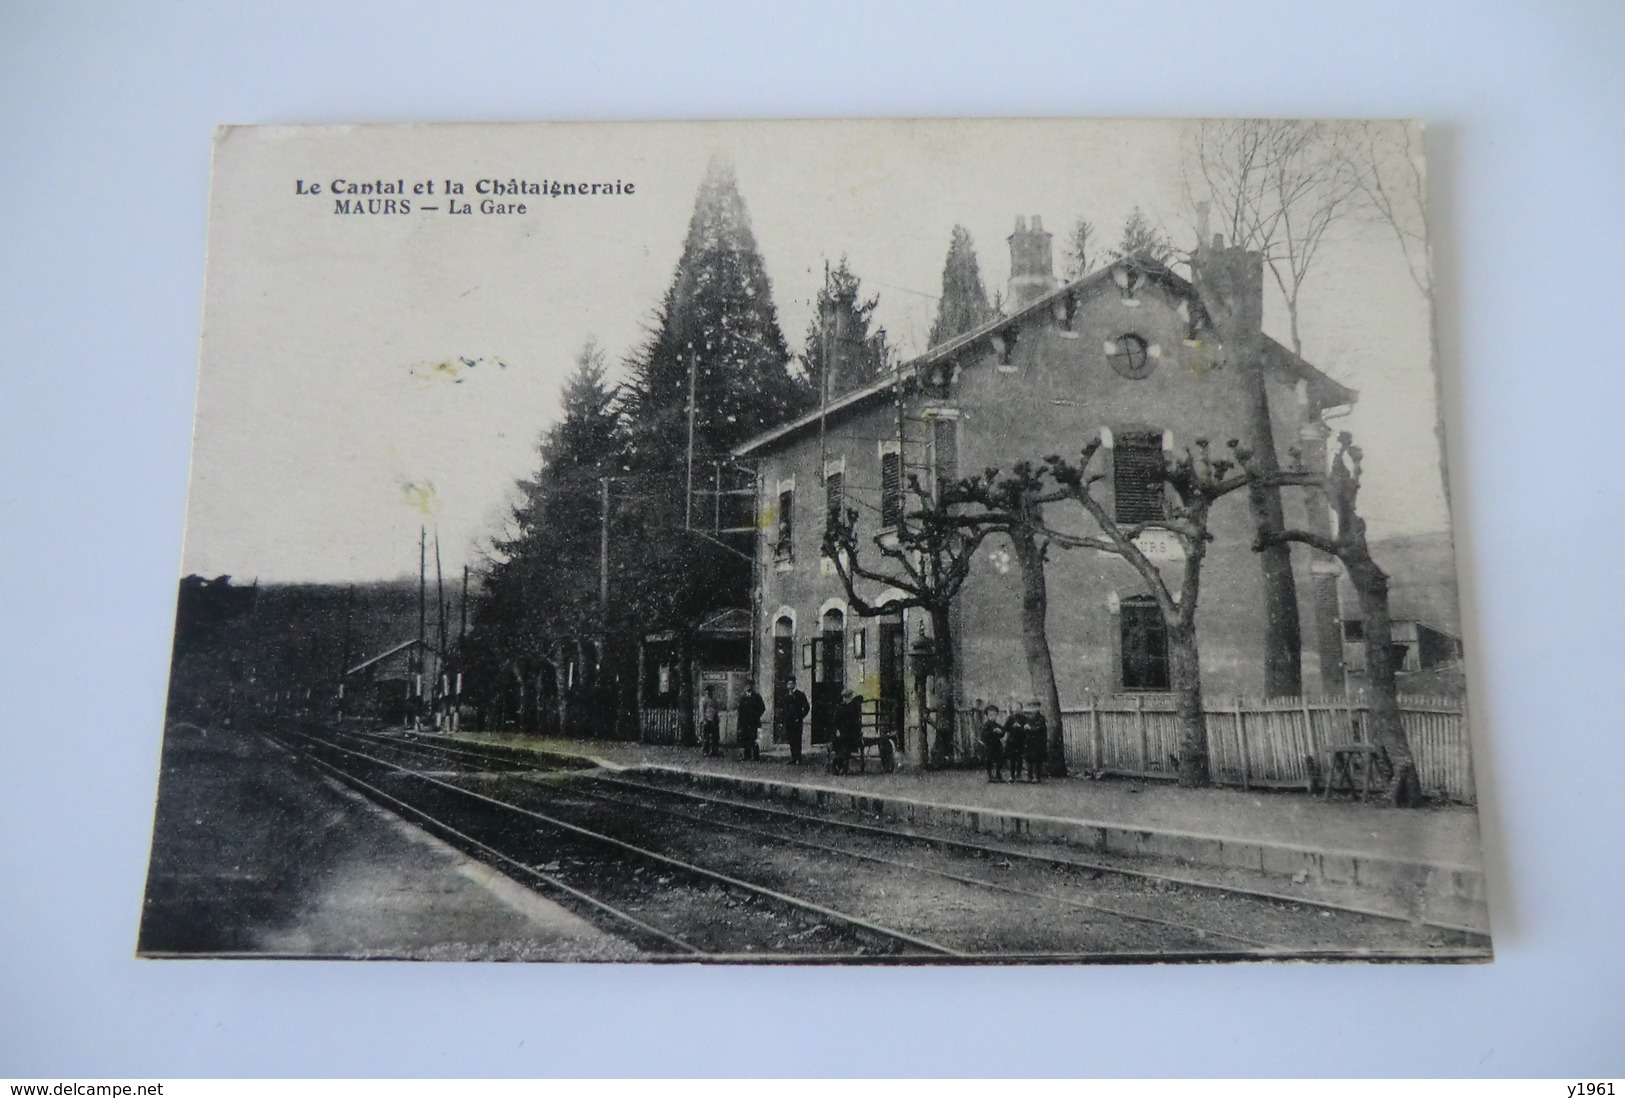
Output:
top-left (344, 637), bottom-right (440, 677)
top-left (734, 256), bottom-right (1358, 459)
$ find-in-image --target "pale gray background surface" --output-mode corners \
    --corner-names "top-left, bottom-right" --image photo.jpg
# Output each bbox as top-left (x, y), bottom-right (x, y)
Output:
top-left (1, 0), bottom-right (1621, 1077)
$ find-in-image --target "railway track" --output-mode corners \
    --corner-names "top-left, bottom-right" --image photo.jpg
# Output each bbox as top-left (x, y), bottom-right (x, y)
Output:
top-left (268, 721), bottom-right (1487, 962)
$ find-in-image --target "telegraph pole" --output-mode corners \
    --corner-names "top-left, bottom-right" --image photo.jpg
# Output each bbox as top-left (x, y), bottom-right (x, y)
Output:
top-left (338, 584), bottom-right (354, 716)
top-left (417, 526), bottom-right (426, 718)
top-left (818, 262), bottom-right (830, 483)
top-left (599, 476), bottom-right (611, 620)
top-left (459, 564), bottom-right (469, 646)
top-left (685, 343), bottom-right (697, 530)
top-left (434, 531), bottom-right (447, 715)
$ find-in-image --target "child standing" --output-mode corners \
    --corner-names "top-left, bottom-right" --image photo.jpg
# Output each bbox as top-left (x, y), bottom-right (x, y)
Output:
top-left (1024, 700), bottom-right (1049, 782)
top-left (980, 705), bottom-right (1006, 782)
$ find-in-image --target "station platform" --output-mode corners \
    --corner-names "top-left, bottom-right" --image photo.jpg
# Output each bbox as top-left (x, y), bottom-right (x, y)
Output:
top-left (449, 731), bottom-right (1492, 932)
top-left (139, 722), bottom-right (636, 960)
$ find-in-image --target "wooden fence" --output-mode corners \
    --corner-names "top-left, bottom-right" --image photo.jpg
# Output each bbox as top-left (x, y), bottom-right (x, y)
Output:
top-left (954, 693), bottom-right (1474, 803)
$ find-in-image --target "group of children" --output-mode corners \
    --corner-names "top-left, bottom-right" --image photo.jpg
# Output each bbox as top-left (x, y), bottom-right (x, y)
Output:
top-left (976, 700), bottom-right (1049, 783)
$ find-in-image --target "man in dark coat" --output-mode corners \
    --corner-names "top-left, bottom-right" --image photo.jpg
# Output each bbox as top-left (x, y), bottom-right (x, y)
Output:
top-left (1023, 700), bottom-right (1049, 782)
top-left (782, 677), bottom-right (811, 765)
top-left (1003, 703), bottom-right (1027, 781)
top-left (980, 704), bottom-right (1006, 782)
top-left (700, 685), bottom-right (721, 757)
top-left (737, 685), bottom-right (766, 761)
top-left (832, 689), bottom-right (863, 774)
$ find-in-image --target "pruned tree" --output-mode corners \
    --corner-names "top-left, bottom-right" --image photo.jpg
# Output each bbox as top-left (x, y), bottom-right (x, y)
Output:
top-left (1062, 217), bottom-right (1097, 279)
top-left (1045, 438), bottom-right (1250, 787)
top-left (938, 462), bottom-right (1069, 776)
top-left (1187, 119), bottom-right (1359, 357)
top-left (1109, 206), bottom-right (1175, 265)
top-left (1236, 432), bottom-right (1426, 806)
top-left (823, 475), bottom-right (994, 767)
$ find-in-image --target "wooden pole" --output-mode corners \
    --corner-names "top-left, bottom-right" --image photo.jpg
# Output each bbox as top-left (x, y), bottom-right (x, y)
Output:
top-left (1236, 701), bottom-right (1251, 790)
top-left (818, 262), bottom-right (830, 484)
top-left (417, 526), bottom-right (426, 671)
top-left (685, 345), bottom-right (697, 530)
top-left (434, 531), bottom-right (447, 712)
top-left (1090, 695), bottom-right (1104, 773)
top-left (338, 584), bottom-right (353, 716)
top-left (599, 477), bottom-right (610, 622)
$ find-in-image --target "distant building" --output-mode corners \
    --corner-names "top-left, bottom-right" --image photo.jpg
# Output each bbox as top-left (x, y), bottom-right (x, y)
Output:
top-left (638, 608), bottom-right (752, 744)
top-left (1341, 532), bottom-right (1467, 696)
top-left (734, 216), bottom-right (1359, 764)
top-left (343, 638), bottom-right (442, 722)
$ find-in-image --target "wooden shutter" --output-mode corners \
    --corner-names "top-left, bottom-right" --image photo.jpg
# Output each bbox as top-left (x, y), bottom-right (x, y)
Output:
top-left (932, 417), bottom-right (958, 493)
top-left (1113, 431), bottom-right (1165, 523)
top-left (825, 470), bottom-right (844, 537)
top-left (880, 450), bottom-right (903, 527)
top-left (776, 489), bottom-right (794, 557)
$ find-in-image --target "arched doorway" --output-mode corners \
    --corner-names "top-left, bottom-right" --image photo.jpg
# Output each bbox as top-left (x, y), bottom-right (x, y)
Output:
top-left (772, 614), bottom-right (795, 744)
top-left (811, 606), bottom-right (846, 745)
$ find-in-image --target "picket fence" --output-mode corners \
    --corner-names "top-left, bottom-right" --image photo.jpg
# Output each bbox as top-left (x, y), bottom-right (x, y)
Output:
top-left (954, 693), bottom-right (1474, 803)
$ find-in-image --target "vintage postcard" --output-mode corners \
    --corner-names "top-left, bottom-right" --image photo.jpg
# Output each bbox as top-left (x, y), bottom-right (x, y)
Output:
top-left (141, 119), bottom-right (1489, 962)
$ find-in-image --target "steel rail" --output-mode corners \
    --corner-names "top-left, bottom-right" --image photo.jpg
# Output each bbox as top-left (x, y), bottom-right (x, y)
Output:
top-left (299, 723), bottom-right (535, 772)
top-left (277, 726), bottom-right (962, 958)
top-left (298, 724), bottom-right (1485, 946)
top-left (262, 731), bottom-right (702, 955)
top-left (350, 729), bottom-right (1483, 939)
top-left (594, 771), bottom-right (1490, 941)
top-left (560, 779), bottom-right (1271, 950)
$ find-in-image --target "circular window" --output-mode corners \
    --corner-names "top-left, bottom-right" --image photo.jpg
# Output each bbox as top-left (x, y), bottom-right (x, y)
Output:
top-left (1107, 333), bottom-right (1153, 379)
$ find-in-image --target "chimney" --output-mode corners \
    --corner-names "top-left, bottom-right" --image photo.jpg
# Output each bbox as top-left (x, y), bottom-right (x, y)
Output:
top-left (1007, 214), bottom-right (1057, 310)
top-left (1191, 233), bottom-right (1263, 345)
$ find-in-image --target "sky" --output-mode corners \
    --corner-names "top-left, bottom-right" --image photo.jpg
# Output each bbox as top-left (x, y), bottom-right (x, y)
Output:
top-left (181, 118), bottom-right (1443, 584)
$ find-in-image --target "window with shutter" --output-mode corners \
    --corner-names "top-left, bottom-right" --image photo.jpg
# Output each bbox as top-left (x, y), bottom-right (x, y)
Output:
top-left (775, 488), bottom-right (794, 560)
top-left (1120, 595), bottom-right (1171, 691)
top-left (824, 470), bottom-right (844, 538)
top-left (931, 416), bottom-right (958, 495)
top-left (1113, 430), bottom-right (1166, 524)
top-left (880, 450), bottom-right (903, 528)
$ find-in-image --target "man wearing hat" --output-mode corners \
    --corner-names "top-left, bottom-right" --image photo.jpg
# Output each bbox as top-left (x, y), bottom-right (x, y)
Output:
top-left (979, 704), bottom-right (1006, 783)
top-left (1024, 700), bottom-right (1049, 782)
top-left (1003, 701), bottom-right (1027, 782)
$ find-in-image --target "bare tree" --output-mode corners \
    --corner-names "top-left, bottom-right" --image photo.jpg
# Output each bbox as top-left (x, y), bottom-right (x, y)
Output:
top-left (1236, 432), bottom-right (1426, 806)
top-left (1188, 119), bottom-right (1359, 357)
top-left (939, 462), bottom-right (1069, 775)
top-left (1341, 120), bottom-right (1431, 297)
top-left (823, 476), bottom-right (994, 767)
top-left (1062, 217), bottom-right (1097, 279)
top-left (1338, 121), bottom-right (1451, 502)
top-left (1045, 439), bottom-right (1250, 788)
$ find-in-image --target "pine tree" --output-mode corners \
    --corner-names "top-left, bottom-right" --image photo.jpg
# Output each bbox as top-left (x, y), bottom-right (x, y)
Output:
top-left (622, 156), bottom-right (807, 473)
top-left (467, 341), bottom-right (626, 732)
top-left (801, 256), bottom-right (891, 400)
top-left (1110, 206), bottom-right (1175, 264)
top-left (926, 225), bottom-right (996, 348)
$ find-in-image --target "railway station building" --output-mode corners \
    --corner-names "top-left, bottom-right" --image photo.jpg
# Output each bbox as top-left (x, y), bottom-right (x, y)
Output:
top-left (732, 216), bottom-right (1358, 767)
